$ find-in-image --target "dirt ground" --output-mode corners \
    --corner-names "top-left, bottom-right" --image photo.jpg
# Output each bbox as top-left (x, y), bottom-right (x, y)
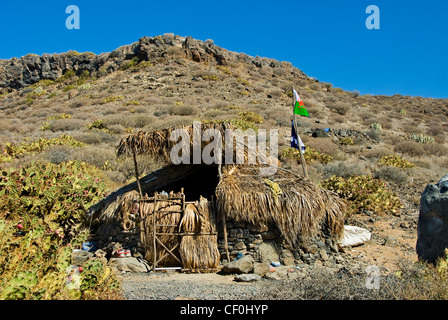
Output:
top-left (343, 208), bottom-right (419, 273)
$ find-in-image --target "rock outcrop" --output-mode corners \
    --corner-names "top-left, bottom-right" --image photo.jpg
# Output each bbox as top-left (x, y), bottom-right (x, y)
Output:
top-left (0, 34), bottom-right (306, 90)
top-left (416, 174), bottom-right (448, 263)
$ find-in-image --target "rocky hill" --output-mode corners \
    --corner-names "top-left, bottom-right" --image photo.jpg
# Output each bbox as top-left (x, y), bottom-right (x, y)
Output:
top-left (0, 35), bottom-right (306, 90)
top-left (1, 34), bottom-right (447, 274)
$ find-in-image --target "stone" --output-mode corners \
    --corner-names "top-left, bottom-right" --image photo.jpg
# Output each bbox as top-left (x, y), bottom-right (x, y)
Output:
top-left (234, 241), bottom-right (246, 250)
top-left (108, 257), bottom-right (150, 273)
top-left (94, 249), bottom-right (107, 258)
top-left (319, 249), bottom-right (329, 261)
top-left (234, 274), bottom-right (261, 282)
top-left (253, 262), bottom-right (271, 277)
top-left (71, 250), bottom-right (92, 266)
top-left (247, 222), bottom-right (268, 233)
top-left (258, 241), bottom-right (279, 263)
top-left (260, 231), bottom-right (276, 240)
top-left (222, 255), bottom-right (254, 274)
top-left (280, 249), bottom-right (295, 266)
top-left (416, 174), bottom-right (448, 263)
top-left (312, 128), bottom-right (330, 138)
top-left (384, 236), bottom-right (399, 247)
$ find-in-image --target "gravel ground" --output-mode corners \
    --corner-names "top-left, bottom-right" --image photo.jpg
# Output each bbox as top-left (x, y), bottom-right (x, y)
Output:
top-left (121, 271), bottom-right (268, 300)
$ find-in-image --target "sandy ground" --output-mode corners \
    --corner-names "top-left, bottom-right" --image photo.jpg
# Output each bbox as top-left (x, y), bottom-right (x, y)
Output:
top-left (120, 204), bottom-right (421, 300)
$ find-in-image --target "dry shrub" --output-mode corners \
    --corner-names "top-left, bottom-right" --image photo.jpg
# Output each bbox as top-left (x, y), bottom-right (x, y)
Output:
top-left (268, 88), bottom-right (283, 98)
top-left (72, 131), bottom-right (120, 145)
top-left (322, 161), bottom-right (367, 179)
top-left (43, 145), bottom-right (73, 164)
top-left (382, 135), bottom-right (404, 147)
top-left (70, 145), bottom-right (116, 168)
top-left (365, 129), bottom-right (381, 142)
top-left (332, 101), bottom-right (351, 115)
top-left (423, 142), bottom-right (448, 157)
top-left (169, 105), bottom-right (198, 116)
top-left (69, 97), bottom-right (89, 109)
top-left (359, 111), bottom-right (375, 121)
top-left (374, 166), bottom-right (408, 185)
top-left (394, 140), bottom-right (426, 156)
top-left (327, 114), bottom-right (345, 125)
top-left (377, 116), bottom-right (393, 130)
top-left (107, 124), bottom-right (126, 134)
top-left (426, 125), bottom-right (443, 137)
top-left (345, 145), bottom-right (362, 155)
top-left (401, 123), bottom-right (419, 134)
top-left (49, 118), bottom-right (86, 132)
top-left (255, 259), bottom-right (448, 300)
top-left (132, 114), bottom-right (153, 128)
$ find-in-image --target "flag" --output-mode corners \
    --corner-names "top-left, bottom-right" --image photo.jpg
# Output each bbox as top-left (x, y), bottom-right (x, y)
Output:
top-left (291, 121), bottom-right (306, 152)
top-left (293, 88), bottom-right (310, 117)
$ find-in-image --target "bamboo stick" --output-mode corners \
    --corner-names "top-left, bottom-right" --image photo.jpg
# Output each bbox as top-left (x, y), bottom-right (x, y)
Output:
top-left (152, 193), bottom-right (157, 271)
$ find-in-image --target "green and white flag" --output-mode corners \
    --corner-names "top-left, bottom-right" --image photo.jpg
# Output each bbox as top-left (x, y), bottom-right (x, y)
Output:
top-left (293, 88), bottom-right (310, 117)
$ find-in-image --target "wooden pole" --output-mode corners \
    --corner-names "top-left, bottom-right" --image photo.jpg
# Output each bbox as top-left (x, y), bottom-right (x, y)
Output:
top-left (292, 87), bottom-right (309, 179)
top-left (133, 148), bottom-right (143, 197)
top-left (152, 192), bottom-right (157, 272)
top-left (222, 211), bottom-right (230, 262)
top-left (218, 163), bottom-right (230, 262)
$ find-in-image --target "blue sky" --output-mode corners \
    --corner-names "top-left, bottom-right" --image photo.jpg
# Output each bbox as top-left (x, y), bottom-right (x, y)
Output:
top-left (1, 0), bottom-right (447, 98)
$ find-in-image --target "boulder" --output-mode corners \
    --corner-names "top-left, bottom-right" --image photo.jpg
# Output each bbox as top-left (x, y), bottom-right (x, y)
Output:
top-left (416, 174), bottom-right (448, 263)
top-left (384, 236), bottom-right (399, 247)
top-left (222, 255), bottom-right (254, 274)
top-left (258, 241), bottom-right (279, 263)
top-left (312, 128), bottom-right (330, 138)
top-left (108, 257), bottom-right (150, 273)
top-left (234, 274), bottom-right (261, 282)
top-left (339, 225), bottom-right (371, 247)
top-left (280, 249), bottom-right (295, 266)
top-left (233, 241), bottom-right (246, 250)
top-left (253, 262), bottom-right (271, 277)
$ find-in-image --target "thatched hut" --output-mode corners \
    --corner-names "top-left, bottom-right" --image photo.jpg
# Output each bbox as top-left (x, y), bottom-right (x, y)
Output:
top-left (88, 121), bottom-right (345, 271)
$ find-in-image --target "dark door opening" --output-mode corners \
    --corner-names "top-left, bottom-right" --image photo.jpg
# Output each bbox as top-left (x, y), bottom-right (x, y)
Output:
top-left (151, 165), bottom-right (219, 201)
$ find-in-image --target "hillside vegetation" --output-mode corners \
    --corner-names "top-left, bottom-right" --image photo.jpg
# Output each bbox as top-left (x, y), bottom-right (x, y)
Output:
top-left (0, 34), bottom-right (447, 299)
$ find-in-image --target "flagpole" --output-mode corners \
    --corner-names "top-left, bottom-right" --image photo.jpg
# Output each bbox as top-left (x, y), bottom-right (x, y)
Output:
top-left (292, 86), bottom-right (309, 178)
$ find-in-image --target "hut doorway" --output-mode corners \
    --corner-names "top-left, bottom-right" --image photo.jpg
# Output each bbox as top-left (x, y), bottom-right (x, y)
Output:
top-left (144, 164), bottom-right (220, 201)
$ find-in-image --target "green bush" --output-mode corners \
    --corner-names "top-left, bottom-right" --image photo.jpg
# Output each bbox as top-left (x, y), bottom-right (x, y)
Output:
top-left (281, 147), bottom-right (333, 165)
top-left (0, 161), bottom-right (122, 300)
top-left (339, 137), bottom-right (354, 145)
top-left (0, 135), bottom-right (85, 162)
top-left (88, 119), bottom-right (107, 130)
top-left (238, 111), bottom-right (264, 124)
top-left (321, 175), bottom-right (403, 216)
top-left (378, 155), bottom-right (415, 169)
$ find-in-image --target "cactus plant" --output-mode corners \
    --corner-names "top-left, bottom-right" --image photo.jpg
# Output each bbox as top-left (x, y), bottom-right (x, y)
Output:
top-left (409, 132), bottom-right (435, 144)
top-left (370, 122), bottom-right (382, 131)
